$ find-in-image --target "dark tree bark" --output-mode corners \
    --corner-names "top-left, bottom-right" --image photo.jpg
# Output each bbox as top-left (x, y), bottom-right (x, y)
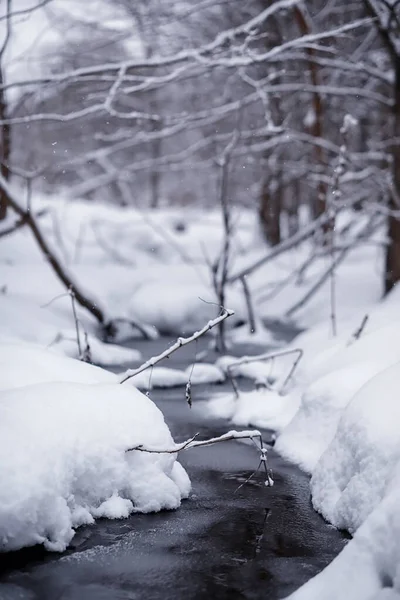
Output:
top-left (0, 82), bottom-right (10, 221)
top-left (259, 176), bottom-right (281, 246)
top-left (0, 0), bottom-right (11, 221)
top-left (293, 5), bottom-right (327, 222)
top-left (384, 61), bottom-right (400, 293)
top-left (363, 0), bottom-right (400, 293)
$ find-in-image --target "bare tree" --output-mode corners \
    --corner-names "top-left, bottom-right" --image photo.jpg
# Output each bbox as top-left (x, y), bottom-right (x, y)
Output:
top-left (363, 0), bottom-right (400, 293)
top-left (0, 0), bottom-right (11, 220)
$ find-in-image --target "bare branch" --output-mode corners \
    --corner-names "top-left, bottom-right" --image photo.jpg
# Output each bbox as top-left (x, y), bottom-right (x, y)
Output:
top-left (226, 348), bottom-right (304, 394)
top-left (119, 308), bottom-right (235, 384)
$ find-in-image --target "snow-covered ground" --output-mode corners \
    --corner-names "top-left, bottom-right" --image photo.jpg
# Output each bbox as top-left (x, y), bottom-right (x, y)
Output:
top-left (0, 342), bottom-right (190, 553)
top-left (2, 192), bottom-right (397, 597)
top-left (0, 193), bottom-right (383, 345)
top-left (206, 285), bottom-right (400, 599)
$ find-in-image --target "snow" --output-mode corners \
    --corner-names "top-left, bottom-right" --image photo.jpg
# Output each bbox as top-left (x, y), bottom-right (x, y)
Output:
top-left (0, 341), bottom-right (116, 391)
top-left (0, 194), bottom-right (385, 351)
top-left (226, 320), bottom-right (279, 347)
top-left (0, 190), bottom-right (397, 584)
top-left (127, 367), bottom-right (188, 390)
top-left (120, 363), bottom-right (226, 390)
top-left (287, 364), bottom-right (400, 599)
top-left (310, 363), bottom-right (400, 534)
top-left (206, 388), bottom-right (299, 432)
top-left (185, 362), bottom-right (225, 385)
top-left (275, 357), bottom-right (399, 473)
top-left (216, 355), bottom-right (277, 383)
top-left (52, 332), bottom-right (142, 367)
top-left (200, 283), bottom-right (400, 598)
top-left (0, 344), bottom-right (190, 553)
top-left (277, 293), bottom-right (400, 598)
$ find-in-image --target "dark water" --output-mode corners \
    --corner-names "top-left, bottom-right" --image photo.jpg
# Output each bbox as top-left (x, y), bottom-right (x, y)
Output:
top-left (0, 335), bottom-right (347, 600)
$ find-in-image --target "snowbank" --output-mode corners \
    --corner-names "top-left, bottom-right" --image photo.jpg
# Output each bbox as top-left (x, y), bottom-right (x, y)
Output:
top-left (279, 292), bottom-right (400, 598)
top-left (52, 332), bottom-right (142, 366)
top-left (202, 286), bottom-right (400, 598)
top-left (0, 343), bottom-right (190, 553)
top-left (206, 388), bottom-right (299, 432)
top-left (0, 340), bottom-right (116, 391)
top-left (276, 320), bottom-right (400, 472)
top-left (288, 364), bottom-right (400, 599)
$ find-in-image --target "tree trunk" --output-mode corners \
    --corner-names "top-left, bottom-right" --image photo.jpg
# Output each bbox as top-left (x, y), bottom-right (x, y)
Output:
top-left (259, 176), bottom-right (281, 246)
top-left (293, 6), bottom-right (327, 222)
top-left (0, 62), bottom-right (10, 221)
top-left (384, 62), bottom-right (400, 294)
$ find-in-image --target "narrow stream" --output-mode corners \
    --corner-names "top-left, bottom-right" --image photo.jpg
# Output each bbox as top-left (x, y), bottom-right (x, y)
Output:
top-left (0, 334), bottom-right (348, 600)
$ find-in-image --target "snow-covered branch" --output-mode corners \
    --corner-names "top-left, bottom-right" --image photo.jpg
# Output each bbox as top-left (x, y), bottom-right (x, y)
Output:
top-left (119, 308), bottom-right (235, 384)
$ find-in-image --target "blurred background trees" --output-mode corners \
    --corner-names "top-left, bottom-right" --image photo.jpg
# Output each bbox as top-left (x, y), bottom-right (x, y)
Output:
top-left (1, 0), bottom-right (399, 293)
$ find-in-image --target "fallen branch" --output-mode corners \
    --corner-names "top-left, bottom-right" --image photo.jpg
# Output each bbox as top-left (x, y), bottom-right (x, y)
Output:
top-left (0, 174), bottom-right (152, 339)
top-left (119, 307), bottom-right (234, 384)
top-left (0, 209), bottom-right (47, 238)
top-left (226, 348), bottom-right (304, 395)
top-left (126, 429), bottom-right (274, 487)
top-left (0, 173), bottom-right (105, 324)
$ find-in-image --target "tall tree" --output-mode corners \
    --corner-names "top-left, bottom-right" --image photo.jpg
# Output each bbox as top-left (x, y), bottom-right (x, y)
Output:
top-left (364, 0), bottom-right (400, 293)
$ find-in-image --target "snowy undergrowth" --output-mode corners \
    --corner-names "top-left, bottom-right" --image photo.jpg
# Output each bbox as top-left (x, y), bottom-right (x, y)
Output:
top-left (0, 194), bottom-right (383, 352)
top-left (0, 342), bottom-right (190, 553)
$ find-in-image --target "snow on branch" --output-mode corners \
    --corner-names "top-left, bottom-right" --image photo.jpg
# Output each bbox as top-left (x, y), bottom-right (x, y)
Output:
top-left (119, 308), bottom-right (235, 384)
top-left (226, 348), bottom-right (304, 395)
top-left (127, 429), bottom-right (260, 453)
top-left (126, 429), bottom-right (274, 487)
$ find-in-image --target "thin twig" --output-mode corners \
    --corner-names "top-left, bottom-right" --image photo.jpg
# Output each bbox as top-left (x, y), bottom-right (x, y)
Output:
top-left (241, 276), bottom-right (256, 333)
top-left (126, 429), bottom-right (260, 453)
top-left (119, 307), bottom-right (234, 384)
top-left (69, 288), bottom-right (82, 358)
top-left (126, 429), bottom-right (274, 488)
top-left (347, 314), bottom-right (369, 345)
top-left (226, 348), bottom-right (304, 396)
top-left (285, 217), bottom-right (384, 318)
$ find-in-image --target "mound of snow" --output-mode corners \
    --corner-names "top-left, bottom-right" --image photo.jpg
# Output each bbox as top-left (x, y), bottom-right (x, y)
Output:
top-left (127, 367), bottom-right (188, 390)
top-left (129, 279), bottom-right (245, 335)
top-left (288, 363), bottom-right (400, 599)
top-left (206, 388), bottom-right (299, 433)
top-left (311, 363), bottom-right (400, 533)
top-left (216, 355), bottom-right (275, 383)
top-left (275, 358), bottom-right (399, 473)
top-left (52, 332), bottom-right (142, 366)
top-left (0, 343), bottom-right (190, 553)
top-left (185, 362), bottom-right (225, 385)
top-left (0, 341), bottom-right (116, 391)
